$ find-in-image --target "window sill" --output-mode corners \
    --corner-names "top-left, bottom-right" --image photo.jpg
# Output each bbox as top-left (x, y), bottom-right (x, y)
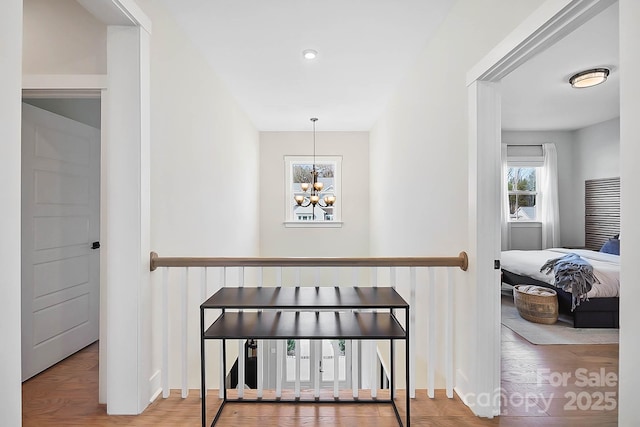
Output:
top-left (284, 221), bottom-right (344, 228)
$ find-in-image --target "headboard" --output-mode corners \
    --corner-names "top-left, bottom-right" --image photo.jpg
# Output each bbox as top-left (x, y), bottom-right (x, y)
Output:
top-left (585, 177), bottom-right (620, 251)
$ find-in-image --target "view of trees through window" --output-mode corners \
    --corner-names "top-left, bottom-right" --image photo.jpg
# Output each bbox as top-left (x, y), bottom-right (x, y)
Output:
top-left (292, 163), bottom-right (334, 182)
top-left (507, 167), bottom-right (538, 220)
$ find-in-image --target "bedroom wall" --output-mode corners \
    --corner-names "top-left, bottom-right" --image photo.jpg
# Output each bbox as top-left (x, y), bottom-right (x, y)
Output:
top-left (501, 131), bottom-right (577, 247)
top-left (259, 131), bottom-right (369, 257)
top-left (369, 0), bottom-right (545, 393)
top-left (572, 117), bottom-right (620, 245)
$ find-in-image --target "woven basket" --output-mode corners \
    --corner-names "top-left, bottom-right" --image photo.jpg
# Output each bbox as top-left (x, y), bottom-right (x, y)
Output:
top-left (513, 285), bottom-right (558, 325)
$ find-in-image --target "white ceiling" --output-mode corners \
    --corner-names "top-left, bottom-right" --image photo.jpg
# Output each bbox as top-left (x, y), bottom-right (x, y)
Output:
top-left (501, 2), bottom-right (619, 131)
top-left (159, 0), bottom-right (456, 131)
top-left (159, 0), bottom-right (619, 133)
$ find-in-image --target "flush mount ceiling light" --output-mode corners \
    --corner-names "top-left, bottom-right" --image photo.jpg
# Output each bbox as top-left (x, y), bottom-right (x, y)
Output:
top-left (302, 49), bottom-right (318, 60)
top-left (569, 68), bottom-right (610, 88)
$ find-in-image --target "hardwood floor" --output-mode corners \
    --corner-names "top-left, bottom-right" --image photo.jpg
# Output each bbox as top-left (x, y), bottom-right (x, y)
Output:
top-left (23, 329), bottom-right (618, 426)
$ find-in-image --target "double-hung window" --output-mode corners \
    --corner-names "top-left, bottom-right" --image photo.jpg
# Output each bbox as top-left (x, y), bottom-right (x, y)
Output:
top-left (507, 166), bottom-right (540, 220)
top-left (504, 145), bottom-right (544, 222)
top-left (284, 155), bottom-right (342, 227)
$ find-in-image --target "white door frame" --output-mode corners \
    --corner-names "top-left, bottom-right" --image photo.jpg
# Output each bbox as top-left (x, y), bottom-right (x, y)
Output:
top-left (22, 0), bottom-right (153, 415)
top-left (466, 0), bottom-right (616, 418)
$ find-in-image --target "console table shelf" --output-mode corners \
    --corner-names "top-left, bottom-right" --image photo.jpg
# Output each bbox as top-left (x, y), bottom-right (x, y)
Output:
top-left (200, 286), bottom-right (410, 427)
top-left (204, 311), bottom-right (407, 340)
top-left (201, 286), bottom-right (409, 309)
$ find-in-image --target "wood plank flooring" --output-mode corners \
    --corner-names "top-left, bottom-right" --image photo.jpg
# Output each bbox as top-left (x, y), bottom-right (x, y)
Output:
top-left (22, 326), bottom-right (618, 426)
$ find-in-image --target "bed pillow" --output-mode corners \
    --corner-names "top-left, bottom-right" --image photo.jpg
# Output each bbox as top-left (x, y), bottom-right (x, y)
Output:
top-left (600, 238), bottom-right (620, 255)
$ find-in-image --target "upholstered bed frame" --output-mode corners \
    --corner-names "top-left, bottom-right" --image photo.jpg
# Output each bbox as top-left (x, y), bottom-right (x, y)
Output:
top-left (502, 177), bottom-right (620, 329)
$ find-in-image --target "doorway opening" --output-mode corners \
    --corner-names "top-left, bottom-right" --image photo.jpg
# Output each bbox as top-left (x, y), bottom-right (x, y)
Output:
top-left (21, 94), bottom-right (102, 383)
top-left (467, 0), bottom-right (620, 418)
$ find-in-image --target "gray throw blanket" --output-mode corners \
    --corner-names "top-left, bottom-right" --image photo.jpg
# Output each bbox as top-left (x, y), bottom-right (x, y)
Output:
top-left (540, 253), bottom-right (599, 311)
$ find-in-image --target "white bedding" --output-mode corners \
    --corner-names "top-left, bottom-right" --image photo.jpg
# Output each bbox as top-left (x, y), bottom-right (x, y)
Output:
top-left (501, 248), bottom-right (620, 298)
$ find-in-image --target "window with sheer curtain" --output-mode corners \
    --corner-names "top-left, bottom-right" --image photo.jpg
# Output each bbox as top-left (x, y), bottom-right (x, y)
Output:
top-left (501, 143), bottom-right (559, 249)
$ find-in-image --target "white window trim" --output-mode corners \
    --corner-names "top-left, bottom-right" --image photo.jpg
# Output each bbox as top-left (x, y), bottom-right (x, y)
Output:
top-left (284, 155), bottom-right (342, 227)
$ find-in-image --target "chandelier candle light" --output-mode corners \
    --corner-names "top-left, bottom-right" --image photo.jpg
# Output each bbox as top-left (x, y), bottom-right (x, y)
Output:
top-left (294, 118), bottom-right (336, 214)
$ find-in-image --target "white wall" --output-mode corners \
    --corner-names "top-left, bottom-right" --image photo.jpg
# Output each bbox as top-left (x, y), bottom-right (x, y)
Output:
top-left (370, 0), bottom-right (545, 391)
top-left (0, 1), bottom-right (23, 424)
top-left (23, 0), bottom-right (106, 74)
top-left (133, 0), bottom-right (260, 391)
top-left (259, 131), bottom-right (369, 257)
top-left (618, 1), bottom-right (640, 425)
top-left (573, 117), bottom-right (620, 245)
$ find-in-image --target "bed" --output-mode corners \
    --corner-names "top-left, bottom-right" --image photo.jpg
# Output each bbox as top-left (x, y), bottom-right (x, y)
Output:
top-left (501, 177), bottom-right (620, 328)
top-left (501, 248), bottom-right (619, 328)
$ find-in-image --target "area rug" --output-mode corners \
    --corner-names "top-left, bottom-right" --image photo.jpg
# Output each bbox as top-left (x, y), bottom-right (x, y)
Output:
top-left (501, 293), bottom-right (619, 345)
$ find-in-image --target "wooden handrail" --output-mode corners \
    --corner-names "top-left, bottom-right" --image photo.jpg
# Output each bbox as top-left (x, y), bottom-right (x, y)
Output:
top-left (149, 251), bottom-right (468, 272)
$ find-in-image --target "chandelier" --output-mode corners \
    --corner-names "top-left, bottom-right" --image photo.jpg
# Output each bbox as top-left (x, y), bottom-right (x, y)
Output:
top-left (293, 118), bottom-right (336, 212)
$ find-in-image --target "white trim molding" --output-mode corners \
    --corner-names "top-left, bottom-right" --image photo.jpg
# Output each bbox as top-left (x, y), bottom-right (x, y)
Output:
top-left (283, 221), bottom-right (344, 228)
top-left (467, 0), bottom-right (616, 84)
top-left (22, 74), bottom-right (108, 91)
top-left (77, 0), bottom-right (152, 34)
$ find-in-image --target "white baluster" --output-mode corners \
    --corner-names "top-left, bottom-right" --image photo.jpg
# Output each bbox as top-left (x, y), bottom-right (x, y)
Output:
top-left (162, 267), bottom-right (169, 398)
top-left (200, 267), bottom-right (207, 398)
top-left (219, 267), bottom-right (226, 399)
top-left (334, 340), bottom-right (341, 398)
top-left (257, 268), bottom-right (264, 398)
top-left (238, 339), bottom-right (245, 398)
top-left (238, 266), bottom-right (245, 398)
top-left (257, 339), bottom-right (264, 398)
top-left (352, 340), bottom-right (359, 398)
top-left (371, 266), bottom-right (377, 288)
top-left (390, 266), bottom-right (396, 398)
top-left (314, 340), bottom-right (320, 398)
top-left (370, 341), bottom-right (377, 398)
top-left (427, 268), bottom-right (435, 398)
top-left (446, 268), bottom-right (454, 398)
top-left (276, 340), bottom-right (283, 398)
top-left (182, 267), bottom-right (189, 398)
top-left (409, 266), bottom-right (416, 399)
top-left (294, 339), bottom-right (301, 398)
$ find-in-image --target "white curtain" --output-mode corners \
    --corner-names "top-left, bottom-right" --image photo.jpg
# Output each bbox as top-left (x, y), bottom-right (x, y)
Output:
top-left (501, 143), bottom-right (510, 250)
top-left (540, 143), bottom-right (560, 248)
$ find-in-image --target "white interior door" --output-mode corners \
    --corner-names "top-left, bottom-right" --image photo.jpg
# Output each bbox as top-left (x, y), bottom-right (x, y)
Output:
top-left (21, 102), bottom-right (100, 381)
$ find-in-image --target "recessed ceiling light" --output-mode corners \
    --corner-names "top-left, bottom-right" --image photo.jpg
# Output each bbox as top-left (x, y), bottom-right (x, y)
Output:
top-left (303, 49), bottom-right (318, 60)
top-left (569, 68), bottom-right (610, 88)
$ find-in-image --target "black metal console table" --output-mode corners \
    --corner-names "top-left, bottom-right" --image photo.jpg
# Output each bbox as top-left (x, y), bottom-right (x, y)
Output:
top-left (200, 286), bottom-right (410, 426)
